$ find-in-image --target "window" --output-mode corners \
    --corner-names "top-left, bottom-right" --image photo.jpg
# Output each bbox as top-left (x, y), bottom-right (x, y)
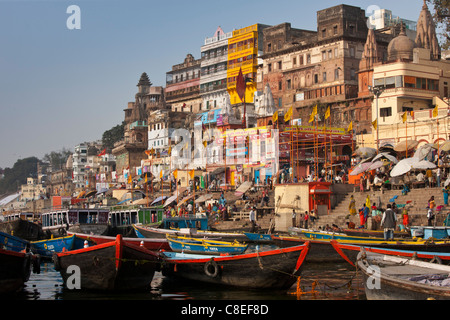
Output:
top-left (333, 26), bottom-right (338, 35)
top-left (293, 57), bottom-right (297, 65)
top-left (323, 72), bottom-right (327, 82)
top-left (299, 55), bottom-right (304, 65)
top-left (268, 63), bottom-right (272, 72)
top-left (278, 81), bottom-right (282, 90)
top-left (307, 54), bottom-right (311, 64)
top-left (380, 107), bottom-right (392, 117)
top-left (314, 74), bottom-right (319, 84)
top-left (278, 61), bottom-right (282, 70)
top-left (349, 46), bottom-right (355, 57)
top-left (335, 69), bottom-right (340, 80)
top-left (322, 28), bottom-right (326, 38)
top-left (328, 50), bottom-right (332, 59)
top-left (350, 69), bottom-right (356, 81)
top-left (287, 79), bottom-right (291, 89)
top-left (322, 51), bottom-right (327, 60)
top-left (334, 48), bottom-right (338, 57)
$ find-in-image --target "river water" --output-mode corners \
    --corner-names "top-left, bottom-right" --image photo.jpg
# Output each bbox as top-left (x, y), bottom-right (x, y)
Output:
top-left (11, 260), bottom-right (366, 301)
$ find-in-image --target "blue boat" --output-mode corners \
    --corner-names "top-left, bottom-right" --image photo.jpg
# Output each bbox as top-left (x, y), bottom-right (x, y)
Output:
top-left (244, 232), bottom-right (273, 242)
top-left (410, 226), bottom-right (450, 240)
top-left (167, 235), bottom-right (248, 255)
top-left (30, 235), bottom-right (93, 259)
top-left (0, 231), bottom-right (30, 252)
top-left (299, 230), bottom-right (405, 242)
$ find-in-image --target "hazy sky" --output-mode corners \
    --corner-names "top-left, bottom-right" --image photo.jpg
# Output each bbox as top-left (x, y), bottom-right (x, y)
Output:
top-left (0, 0), bottom-right (425, 168)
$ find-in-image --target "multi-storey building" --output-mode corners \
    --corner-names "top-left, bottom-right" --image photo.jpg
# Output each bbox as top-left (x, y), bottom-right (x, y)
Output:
top-left (72, 143), bottom-right (88, 190)
top-left (166, 54), bottom-right (202, 114)
top-left (200, 27), bottom-right (232, 112)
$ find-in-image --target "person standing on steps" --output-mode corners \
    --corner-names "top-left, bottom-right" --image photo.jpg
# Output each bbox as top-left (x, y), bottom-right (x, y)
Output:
top-left (381, 204), bottom-right (397, 241)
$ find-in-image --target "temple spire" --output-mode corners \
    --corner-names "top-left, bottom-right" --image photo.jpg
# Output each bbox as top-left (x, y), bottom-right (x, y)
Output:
top-left (415, 0), bottom-right (441, 60)
top-left (360, 28), bottom-right (380, 69)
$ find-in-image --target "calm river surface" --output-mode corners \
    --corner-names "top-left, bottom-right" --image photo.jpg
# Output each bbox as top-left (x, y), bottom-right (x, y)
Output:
top-left (10, 260), bottom-right (366, 301)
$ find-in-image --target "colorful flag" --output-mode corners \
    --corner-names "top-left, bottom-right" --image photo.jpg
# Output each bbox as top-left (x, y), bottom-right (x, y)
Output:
top-left (160, 170), bottom-right (163, 179)
top-left (309, 105), bottom-right (318, 123)
top-left (173, 169), bottom-right (178, 179)
top-left (236, 67), bottom-right (246, 102)
top-left (284, 106), bottom-right (293, 122)
top-left (97, 148), bottom-right (106, 157)
top-left (433, 105), bottom-right (438, 118)
top-left (324, 106), bottom-right (330, 120)
top-left (189, 169), bottom-right (195, 179)
top-left (273, 111), bottom-right (278, 123)
top-left (402, 112), bottom-right (407, 123)
top-left (347, 121), bottom-right (353, 133)
top-left (372, 119), bottom-right (377, 130)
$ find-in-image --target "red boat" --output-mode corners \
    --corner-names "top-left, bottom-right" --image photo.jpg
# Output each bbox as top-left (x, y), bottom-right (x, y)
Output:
top-left (160, 242), bottom-right (310, 290)
top-left (53, 234), bottom-right (160, 291)
top-left (330, 240), bottom-right (450, 267)
top-left (66, 231), bottom-right (171, 251)
top-left (0, 248), bottom-right (35, 294)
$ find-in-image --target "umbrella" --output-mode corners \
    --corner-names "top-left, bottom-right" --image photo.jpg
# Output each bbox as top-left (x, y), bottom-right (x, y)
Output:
top-left (367, 160), bottom-right (385, 171)
top-left (390, 157), bottom-right (418, 177)
top-left (353, 147), bottom-right (377, 158)
top-left (437, 141), bottom-right (450, 152)
top-left (195, 193), bottom-right (214, 203)
top-left (350, 162), bottom-right (373, 176)
top-left (394, 140), bottom-right (419, 152)
top-left (151, 196), bottom-right (167, 205)
top-left (411, 160), bottom-right (436, 170)
top-left (372, 153), bottom-right (398, 164)
top-left (413, 144), bottom-right (434, 161)
top-left (85, 189), bottom-right (97, 198)
top-left (164, 195), bottom-right (178, 207)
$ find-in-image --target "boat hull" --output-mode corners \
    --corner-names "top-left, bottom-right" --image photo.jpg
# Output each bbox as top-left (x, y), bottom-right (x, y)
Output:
top-left (358, 251), bottom-right (450, 300)
top-left (133, 224), bottom-right (249, 242)
top-left (53, 235), bottom-right (159, 291)
top-left (0, 219), bottom-right (46, 241)
top-left (0, 248), bottom-right (32, 294)
top-left (30, 235), bottom-right (87, 259)
top-left (160, 243), bottom-right (310, 290)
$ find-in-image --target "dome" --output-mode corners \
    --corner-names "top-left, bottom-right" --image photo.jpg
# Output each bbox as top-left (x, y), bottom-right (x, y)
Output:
top-left (387, 25), bottom-right (416, 61)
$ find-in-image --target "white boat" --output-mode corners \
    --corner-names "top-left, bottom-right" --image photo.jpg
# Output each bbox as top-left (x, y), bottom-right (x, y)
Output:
top-left (357, 249), bottom-right (450, 300)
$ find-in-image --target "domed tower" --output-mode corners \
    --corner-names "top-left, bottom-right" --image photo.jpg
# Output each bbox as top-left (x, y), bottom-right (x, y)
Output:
top-left (387, 23), bottom-right (417, 61)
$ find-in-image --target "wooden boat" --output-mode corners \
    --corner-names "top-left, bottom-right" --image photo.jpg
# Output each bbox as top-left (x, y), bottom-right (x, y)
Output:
top-left (0, 218), bottom-right (47, 241)
top-left (357, 249), bottom-right (450, 300)
top-left (53, 234), bottom-right (160, 291)
top-left (167, 235), bottom-right (248, 255)
top-left (41, 208), bottom-right (110, 237)
top-left (342, 228), bottom-right (411, 239)
top-left (133, 223), bottom-right (249, 242)
top-left (30, 234), bottom-right (90, 259)
top-left (66, 231), bottom-right (171, 251)
top-left (298, 230), bottom-right (409, 242)
top-left (0, 231), bottom-right (30, 252)
top-left (410, 226), bottom-right (450, 240)
top-left (244, 232), bottom-right (273, 242)
top-left (272, 235), bottom-right (450, 263)
top-left (159, 242), bottom-right (310, 290)
top-left (0, 248), bottom-right (34, 294)
top-left (330, 240), bottom-right (450, 267)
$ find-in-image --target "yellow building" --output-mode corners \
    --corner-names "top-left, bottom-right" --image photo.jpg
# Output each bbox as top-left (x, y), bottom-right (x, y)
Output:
top-left (227, 24), bottom-right (270, 105)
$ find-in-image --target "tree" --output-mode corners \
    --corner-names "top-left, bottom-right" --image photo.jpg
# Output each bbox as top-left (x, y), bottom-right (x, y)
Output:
top-left (102, 123), bottom-right (125, 151)
top-left (0, 157), bottom-right (39, 195)
top-left (43, 148), bottom-right (73, 170)
top-left (427, 0), bottom-right (450, 49)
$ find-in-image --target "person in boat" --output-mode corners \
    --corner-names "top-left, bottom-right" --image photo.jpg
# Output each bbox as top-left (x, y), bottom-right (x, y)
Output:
top-left (381, 204), bottom-right (396, 240)
top-left (304, 211), bottom-right (309, 229)
top-left (345, 221), bottom-right (356, 229)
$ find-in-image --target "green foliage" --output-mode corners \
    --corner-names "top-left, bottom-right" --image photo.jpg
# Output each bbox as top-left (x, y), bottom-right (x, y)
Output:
top-left (102, 122), bottom-right (125, 151)
top-left (43, 148), bottom-right (72, 170)
top-left (0, 157), bottom-right (39, 195)
top-left (427, 0), bottom-right (450, 49)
